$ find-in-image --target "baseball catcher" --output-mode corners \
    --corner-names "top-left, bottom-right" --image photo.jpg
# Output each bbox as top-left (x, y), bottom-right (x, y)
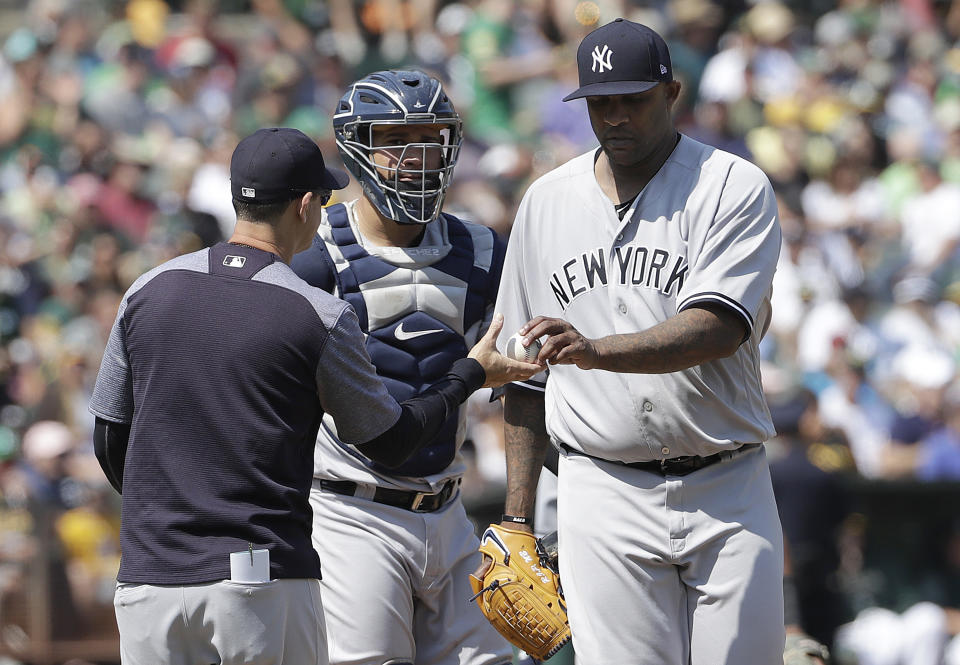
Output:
top-left (469, 525), bottom-right (571, 661)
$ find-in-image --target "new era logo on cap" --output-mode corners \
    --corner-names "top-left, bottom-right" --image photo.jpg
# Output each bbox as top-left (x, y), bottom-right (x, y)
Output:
top-left (241, 187), bottom-right (255, 198)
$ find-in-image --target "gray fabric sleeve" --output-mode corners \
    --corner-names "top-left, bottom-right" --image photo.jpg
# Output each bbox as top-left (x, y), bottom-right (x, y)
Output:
top-left (315, 306), bottom-right (402, 445)
top-left (89, 301), bottom-right (134, 424)
top-left (494, 193), bottom-right (549, 390)
top-left (88, 249), bottom-right (210, 423)
top-left (676, 160), bottom-right (781, 337)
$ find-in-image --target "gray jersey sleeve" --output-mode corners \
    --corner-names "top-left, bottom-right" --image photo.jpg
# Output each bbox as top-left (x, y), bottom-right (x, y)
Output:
top-left (89, 301), bottom-right (134, 423)
top-left (89, 250), bottom-right (211, 423)
top-left (316, 306), bottom-right (402, 445)
top-left (676, 160), bottom-right (781, 337)
top-left (495, 194), bottom-right (548, 392)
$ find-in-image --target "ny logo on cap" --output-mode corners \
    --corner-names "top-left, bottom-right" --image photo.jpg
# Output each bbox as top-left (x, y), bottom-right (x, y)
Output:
top-left (241, 187), bottom-right (255, 197)
top-left (223, 256), bottom-right (246, 268)
top-left (592, 44), bottom-right (613, 73)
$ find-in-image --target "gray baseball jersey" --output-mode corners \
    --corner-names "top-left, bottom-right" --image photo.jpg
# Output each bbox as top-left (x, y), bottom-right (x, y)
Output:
top-left (497, 135), bottom-right (785, 664)
top-left (497, 135), bottom-right (779, 461)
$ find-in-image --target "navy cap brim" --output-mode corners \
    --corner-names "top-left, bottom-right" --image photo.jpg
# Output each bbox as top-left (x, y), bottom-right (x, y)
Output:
top-left (562, 80), bottom-right (660, 102)
top-left (320, 167), bottom-right (350, 190)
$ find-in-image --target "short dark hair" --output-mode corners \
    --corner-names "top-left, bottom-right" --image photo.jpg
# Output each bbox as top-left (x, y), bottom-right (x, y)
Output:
top-left (232, 189), bottom-right (332, 224)
top-left (232, 196), bottom-right (298, 224)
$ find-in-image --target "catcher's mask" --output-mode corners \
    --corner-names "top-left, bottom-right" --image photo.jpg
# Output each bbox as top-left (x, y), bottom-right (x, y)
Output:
top-left (333, 69), bottom-right (462, 225)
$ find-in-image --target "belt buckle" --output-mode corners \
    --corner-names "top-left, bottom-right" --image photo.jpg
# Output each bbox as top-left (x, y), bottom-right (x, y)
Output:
top-left (660, 455), bottom-right (695, 475)
top-left (410, 479), bottom-right (456, 512)
top-left (410, 490), bottom-right (433, 512)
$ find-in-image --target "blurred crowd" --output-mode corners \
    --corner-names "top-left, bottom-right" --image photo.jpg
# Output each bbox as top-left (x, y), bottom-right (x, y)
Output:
top-left (1, 0), bottom-right (960, 661)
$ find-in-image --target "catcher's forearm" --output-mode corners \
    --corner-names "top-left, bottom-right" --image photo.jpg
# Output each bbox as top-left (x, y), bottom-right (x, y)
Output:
top-left (503, 385), bottom-right (549, 525)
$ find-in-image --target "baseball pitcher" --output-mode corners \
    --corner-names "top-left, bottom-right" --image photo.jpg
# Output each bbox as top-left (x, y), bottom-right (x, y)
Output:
top-left (484, 19), bottom-right (787, 665)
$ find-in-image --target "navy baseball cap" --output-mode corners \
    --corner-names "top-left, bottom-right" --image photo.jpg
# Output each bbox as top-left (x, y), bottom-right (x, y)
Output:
top-left (230, 127), bottom-right (349, 203)
top-left (563, 18), bottom-right (673, 102)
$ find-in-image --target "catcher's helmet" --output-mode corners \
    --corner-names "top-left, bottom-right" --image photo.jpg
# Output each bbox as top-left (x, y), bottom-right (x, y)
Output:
top-left (333, 70), bottom-right (462, 225)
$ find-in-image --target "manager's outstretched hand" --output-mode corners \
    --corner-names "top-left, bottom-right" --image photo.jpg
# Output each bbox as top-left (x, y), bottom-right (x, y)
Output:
top-left (469, 314), bottom-right (543, 388)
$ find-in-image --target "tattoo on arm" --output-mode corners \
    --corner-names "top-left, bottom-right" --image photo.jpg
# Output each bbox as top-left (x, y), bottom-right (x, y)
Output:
top-left (503, 385), bottom-right (549, 522)
top-left (594, 304), bottom-right (746, 373)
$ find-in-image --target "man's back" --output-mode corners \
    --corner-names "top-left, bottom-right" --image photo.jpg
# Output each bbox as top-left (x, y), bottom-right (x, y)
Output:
top-left (91, 242), bottom-right (399, 584)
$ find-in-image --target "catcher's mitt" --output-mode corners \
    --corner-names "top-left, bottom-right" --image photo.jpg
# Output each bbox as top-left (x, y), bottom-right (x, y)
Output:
top-left (784, 632), bottom-right (830, 665)
top-left (469, 524), bottom-right (571, 661)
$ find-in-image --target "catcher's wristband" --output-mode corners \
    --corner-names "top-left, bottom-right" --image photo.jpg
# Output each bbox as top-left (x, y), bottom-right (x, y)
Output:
top-left (501, 514), bottom-right (531, 525)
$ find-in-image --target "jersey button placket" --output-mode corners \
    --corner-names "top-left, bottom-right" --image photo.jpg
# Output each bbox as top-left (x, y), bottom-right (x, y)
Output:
top-left (637, 399), bottom-right (658, 459)
top-left (640, 402), bottom-right (666, 455)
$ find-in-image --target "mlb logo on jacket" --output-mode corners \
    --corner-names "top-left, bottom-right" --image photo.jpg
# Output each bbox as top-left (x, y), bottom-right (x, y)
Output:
top-left (223, 256), bottom-right (246, 268)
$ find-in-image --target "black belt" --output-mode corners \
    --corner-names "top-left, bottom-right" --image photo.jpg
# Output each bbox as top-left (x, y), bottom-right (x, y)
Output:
top-left (318, 478), bottom-right (460, 513)
top-left (559, 443), bottom-right (760, 477)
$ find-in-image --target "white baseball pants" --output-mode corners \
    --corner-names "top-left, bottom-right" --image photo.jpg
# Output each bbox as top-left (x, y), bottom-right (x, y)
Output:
top-left (557, 444), bottom-right (784, 665)
top-left (114, 578), bottom-right (326, 664)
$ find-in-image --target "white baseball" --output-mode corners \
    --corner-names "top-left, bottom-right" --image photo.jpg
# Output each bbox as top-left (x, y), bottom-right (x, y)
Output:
top-left (505, 332), bottom-right (542, 362)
